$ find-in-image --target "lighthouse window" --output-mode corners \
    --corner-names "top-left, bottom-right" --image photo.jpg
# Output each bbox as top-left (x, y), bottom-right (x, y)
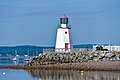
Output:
top-left (65, 32), bottom-right (67, 34)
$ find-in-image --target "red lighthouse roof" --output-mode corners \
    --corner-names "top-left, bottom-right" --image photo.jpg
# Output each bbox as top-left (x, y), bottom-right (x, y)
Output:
top-left (61, 15), bottom-right (68, 18)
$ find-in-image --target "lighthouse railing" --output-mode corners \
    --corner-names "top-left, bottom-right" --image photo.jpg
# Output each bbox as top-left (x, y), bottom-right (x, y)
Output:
top-left (43, 48), bottom-right (93, 53)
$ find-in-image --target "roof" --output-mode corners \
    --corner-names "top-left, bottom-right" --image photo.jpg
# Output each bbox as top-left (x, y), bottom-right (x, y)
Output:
top-left (61, 15), bottom-right (68, 18)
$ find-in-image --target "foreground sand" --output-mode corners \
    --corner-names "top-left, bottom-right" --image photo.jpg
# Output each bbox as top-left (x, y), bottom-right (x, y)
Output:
top-left (0, 61), bottom-right (120, 71)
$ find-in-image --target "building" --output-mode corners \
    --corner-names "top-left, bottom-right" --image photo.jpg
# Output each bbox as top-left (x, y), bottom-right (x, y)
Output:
top-left (93, 45), bottom-right (120, 51)
top-left (55, 15), bottom-right (71, 52)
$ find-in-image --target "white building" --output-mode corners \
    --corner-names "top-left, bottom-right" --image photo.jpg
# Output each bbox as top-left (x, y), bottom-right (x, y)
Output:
top-left (55, 15), bottom-right (71, 52)
top-left (93, 45), bottom-right (120, 51)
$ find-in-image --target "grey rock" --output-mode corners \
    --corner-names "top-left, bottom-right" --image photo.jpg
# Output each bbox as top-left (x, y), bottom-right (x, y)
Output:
top-left (93, 58), bottom-right (99, 62)
top-left (99, 52), bottom-right (106, 57)
top-left (28, 51), bottom-right (120, 66)
top-left (105, 53), bottom-right (116, 58)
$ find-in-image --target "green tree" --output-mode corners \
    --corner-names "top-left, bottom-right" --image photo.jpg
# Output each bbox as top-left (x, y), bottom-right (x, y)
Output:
top-left (96, 46), bottom-right (108, 51)
top-left (96, 46), bottom-right (103, 51)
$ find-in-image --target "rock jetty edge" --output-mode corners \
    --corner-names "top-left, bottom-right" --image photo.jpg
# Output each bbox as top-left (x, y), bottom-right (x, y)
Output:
top-left (0, 51), bottom-right (120, 71)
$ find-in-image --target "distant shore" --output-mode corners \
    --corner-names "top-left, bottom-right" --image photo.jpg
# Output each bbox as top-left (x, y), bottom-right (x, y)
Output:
top-left (0, 61), bottom-right (120, 71)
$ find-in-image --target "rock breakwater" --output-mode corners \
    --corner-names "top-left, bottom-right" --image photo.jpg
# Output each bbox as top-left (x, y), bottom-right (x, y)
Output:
top-left (28, 51), bottom-right (120, 66)
top-left (1, 51), bottom-right (120, 71)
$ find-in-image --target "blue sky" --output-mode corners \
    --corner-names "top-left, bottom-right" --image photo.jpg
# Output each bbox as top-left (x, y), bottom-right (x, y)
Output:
top-left (0, 0), bottom-right (120, 46)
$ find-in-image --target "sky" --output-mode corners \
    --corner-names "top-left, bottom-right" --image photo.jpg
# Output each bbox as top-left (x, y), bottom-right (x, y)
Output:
top-left (0, 0), bottom-right (120, 46)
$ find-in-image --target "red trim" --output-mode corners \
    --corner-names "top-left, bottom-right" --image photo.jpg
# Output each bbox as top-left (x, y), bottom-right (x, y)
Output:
top-left (58, 27), bottom-right (68, 29)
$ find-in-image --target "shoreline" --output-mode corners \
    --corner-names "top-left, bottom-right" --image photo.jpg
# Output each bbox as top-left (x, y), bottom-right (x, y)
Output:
top-left (0, 61), bottom-right (120, 71)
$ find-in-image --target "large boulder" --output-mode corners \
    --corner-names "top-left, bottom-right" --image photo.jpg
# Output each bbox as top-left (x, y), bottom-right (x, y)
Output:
top-left (115, 54), bottom-right (120, 60)
top-left (105, 53), bottom-right (116, 58)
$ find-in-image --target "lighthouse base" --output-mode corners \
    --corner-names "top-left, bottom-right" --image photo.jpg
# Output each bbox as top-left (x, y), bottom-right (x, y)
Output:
top-left (55, 28), bottom-right (70, 52)
top-left (55, 48), bottom-right (71, 53)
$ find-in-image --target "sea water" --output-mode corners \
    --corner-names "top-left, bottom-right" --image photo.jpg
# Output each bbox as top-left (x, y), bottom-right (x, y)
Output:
top-left (0, 69), bottom-right (120, 80)
top-left (0, 69), bottom-right (37, 80)
top-left (0, 60), bottom-right (120, 80)
top-left (0, 60), bottom-right (27, 65)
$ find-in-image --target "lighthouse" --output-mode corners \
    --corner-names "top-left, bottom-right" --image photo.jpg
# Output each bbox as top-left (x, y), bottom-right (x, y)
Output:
top-left (55, 15), bottom-right (71, 52)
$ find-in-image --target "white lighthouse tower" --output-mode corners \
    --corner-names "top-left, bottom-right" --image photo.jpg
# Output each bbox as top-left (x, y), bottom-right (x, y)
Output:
top-left (55, 15), bottom-right (71, 52)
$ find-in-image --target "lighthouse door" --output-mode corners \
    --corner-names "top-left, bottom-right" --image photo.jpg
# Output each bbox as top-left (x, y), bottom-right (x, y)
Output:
top-left (65, 43), bottom-right (68, 49)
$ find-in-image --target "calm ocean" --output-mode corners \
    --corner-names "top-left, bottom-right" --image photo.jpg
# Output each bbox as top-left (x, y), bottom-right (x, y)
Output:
top-left (0, 60), bottom-right (120, 80)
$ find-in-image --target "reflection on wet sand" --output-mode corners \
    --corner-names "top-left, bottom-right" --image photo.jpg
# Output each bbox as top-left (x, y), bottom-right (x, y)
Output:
top-left (27, 69), bottom-right (120, 80)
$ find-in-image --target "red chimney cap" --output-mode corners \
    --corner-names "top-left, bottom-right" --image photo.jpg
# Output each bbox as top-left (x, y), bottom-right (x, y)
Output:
top-left (61, 15), bottom-right (68, 18)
